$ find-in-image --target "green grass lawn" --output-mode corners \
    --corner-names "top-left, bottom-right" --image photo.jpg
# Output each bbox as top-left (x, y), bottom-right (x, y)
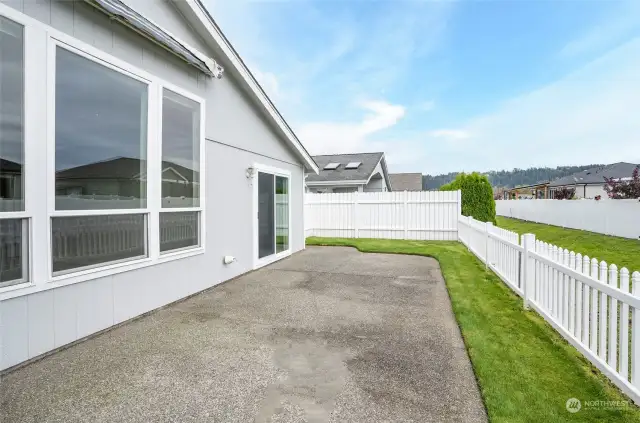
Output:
top-left (497, 217), bottom-right (640, 274)
top-left (306, 237), bottom-right (640, 422)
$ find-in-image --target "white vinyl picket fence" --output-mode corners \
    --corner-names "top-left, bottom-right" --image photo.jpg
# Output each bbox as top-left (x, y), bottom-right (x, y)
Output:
top-left (459, 215), bottom-right (640, 403)
top-left (304, 190), bottom-right (461, 241)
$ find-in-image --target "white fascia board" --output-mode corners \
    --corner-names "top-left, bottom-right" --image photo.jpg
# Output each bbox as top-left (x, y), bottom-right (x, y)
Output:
top-left (174, 0), bottom-right (319, 174)
top-left (364, 154), bottom-right (392, 191)
top-left (305, 180), bottom-right (367, 186)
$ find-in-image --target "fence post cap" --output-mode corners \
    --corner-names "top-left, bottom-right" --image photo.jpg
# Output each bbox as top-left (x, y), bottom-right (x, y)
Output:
top-left (620, 267), bottom-right (629, 275)
top-left (591, 257), bottom-right (599, 265)
top-left (609, 263), bottom-right (617, 271)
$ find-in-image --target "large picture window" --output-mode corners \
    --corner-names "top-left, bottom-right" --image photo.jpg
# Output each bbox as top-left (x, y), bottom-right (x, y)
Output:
top-left (55, 47), bottom-right (148, 211)
top-left (52, 46), bottom-right (149, 274)
top-left (0, 11), bottom-right (207, 291)
top-left (160, 89), bottom-right (201, 253)
top-left (0, 16), bottom-right (28, 287)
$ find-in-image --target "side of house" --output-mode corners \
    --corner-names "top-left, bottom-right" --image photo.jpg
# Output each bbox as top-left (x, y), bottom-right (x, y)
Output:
top-left (389, 173), bottom-right (422, 191)
top-left (0, 0), bottom-right (316, 371)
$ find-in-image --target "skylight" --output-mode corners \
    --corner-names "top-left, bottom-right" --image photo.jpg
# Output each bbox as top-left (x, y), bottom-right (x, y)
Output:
top-left (345, 162), bottom-right (361, 169)
top-left (324, 163), bottom-right (340, 170)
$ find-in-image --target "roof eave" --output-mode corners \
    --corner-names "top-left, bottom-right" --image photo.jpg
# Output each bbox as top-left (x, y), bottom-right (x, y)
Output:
top-left (305, 180), bottom-right (368, 186)
top-left (175, 0), bottom-right (319, 174)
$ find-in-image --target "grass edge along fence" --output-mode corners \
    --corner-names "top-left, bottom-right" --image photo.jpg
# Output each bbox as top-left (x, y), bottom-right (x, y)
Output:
top-left (459, 215), bottom-right (640, 404)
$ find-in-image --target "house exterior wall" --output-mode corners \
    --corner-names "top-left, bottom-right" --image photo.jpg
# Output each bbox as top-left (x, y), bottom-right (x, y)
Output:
top-left (363, 161), bottom-right (388, 192)
top-left (551, 184), bottom-right (608, 199)
top-left (0, 0), bottom-right (305, 371)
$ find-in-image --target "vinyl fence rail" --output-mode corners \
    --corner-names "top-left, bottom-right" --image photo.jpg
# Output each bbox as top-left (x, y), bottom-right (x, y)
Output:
top-left (305, 190), bottom-right (461, 241)
top-left (496, 199), bottom-right (640, 239)
top-left (459, 215), bottom-right (640, 403)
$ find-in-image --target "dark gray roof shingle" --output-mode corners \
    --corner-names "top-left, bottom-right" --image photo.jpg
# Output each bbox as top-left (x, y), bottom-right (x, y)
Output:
top-left (549, 162), bottom-right (639, 187)
top-left (389, 173), bottom-right (422, 191)
top-left (306, 152), bottom-right (384, 183)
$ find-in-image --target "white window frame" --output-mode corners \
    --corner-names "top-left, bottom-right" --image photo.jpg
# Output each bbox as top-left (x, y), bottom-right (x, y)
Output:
top-left (0, 12), bottom-right (31, 290)
top-left (158, 84), bottom-right (206, 257)
top-left (252, 163), bottom-right (292, 270)
top-left (0, 4), bottom-right (206, 298)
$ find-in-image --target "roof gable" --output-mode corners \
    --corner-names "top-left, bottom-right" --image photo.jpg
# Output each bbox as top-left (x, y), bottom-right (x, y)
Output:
top-left (306, 152), bottom-right (385, 184)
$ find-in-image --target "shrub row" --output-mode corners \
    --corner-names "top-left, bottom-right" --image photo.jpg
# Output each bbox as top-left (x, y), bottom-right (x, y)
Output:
top-left (440, 172), bottom-right (496, 224)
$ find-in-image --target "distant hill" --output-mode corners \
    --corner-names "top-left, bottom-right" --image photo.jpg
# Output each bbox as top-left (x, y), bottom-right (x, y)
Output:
top-left (422, 164), bottom-right (604, 190)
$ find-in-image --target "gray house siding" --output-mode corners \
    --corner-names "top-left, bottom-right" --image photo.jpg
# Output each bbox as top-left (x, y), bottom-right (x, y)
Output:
top-left (0, 0), bottom-right (305, 370)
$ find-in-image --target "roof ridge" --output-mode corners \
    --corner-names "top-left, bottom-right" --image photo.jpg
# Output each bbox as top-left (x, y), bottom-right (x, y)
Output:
top-left (312, 152), bottom-right (384, 157)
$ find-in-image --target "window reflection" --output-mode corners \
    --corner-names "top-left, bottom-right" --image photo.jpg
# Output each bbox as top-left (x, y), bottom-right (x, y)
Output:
top-left (0, 17), bottom-right (24, 213)
top-left (55, 47), bottom-right (148, 210)
top-left (162, 89), bottom-right (200, 208)
top-left (160, 211), bottom-right (199, 252)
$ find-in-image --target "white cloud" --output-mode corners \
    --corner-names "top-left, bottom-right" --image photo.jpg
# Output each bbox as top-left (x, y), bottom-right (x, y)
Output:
top-left (420, 101), bottom-right (436, 112)
top-left (297, 100), bottom-right (405, 155)
top-left (428, 129), bottom-right (470, 140)
top-left (449, 36), bottom-right (640, 172)
top-left (251, 67), bottom-right (279, 99)
top-left (559, 0), bottom-right (640, 58)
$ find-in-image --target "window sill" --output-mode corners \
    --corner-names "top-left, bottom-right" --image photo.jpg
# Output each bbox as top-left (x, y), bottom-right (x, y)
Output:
top-left (0, 248), bottom-right (205, 301)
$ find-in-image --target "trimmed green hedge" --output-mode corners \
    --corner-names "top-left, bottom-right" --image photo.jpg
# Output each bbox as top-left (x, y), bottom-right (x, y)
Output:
top-left (441, 172), bottom-right (496, 224)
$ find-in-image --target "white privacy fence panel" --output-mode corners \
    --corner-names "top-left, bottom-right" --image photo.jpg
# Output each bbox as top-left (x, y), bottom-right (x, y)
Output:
top-left (305, 191), bottom-right (461, 241)
top-left (496, 199), bottom-right (640, 239)
top-left (460, 215), bottom-right (640, 403)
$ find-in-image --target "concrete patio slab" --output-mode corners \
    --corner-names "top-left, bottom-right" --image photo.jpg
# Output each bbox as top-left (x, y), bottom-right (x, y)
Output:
top-left (0, 246), bottom-right (487, 423)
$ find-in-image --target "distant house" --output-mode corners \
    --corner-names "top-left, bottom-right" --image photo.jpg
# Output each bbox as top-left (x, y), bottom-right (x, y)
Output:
top-left (0, 157), bottom-right (22, 202)
top-left (548, 162), bottom-right (639, 199)
top-left (389, 173), bottom-right (422, 191)
top-left (306, 152), bottom-right (391, 193)
top-left (503, 182), bottom-right (550, 200)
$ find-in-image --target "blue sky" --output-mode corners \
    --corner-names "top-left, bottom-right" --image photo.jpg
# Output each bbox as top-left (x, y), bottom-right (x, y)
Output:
top-left (206, 0), bottom-right (640, 174)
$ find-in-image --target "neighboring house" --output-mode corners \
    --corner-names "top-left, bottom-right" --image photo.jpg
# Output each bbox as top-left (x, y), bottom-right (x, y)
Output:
top-left (503, 182), bottom-right (550, 200)
top-left (0, 158), bottom-right (22, 210)
top-left (548, 162), bottom-right (639, 199)
top-left (306, 152), bottom-right (391, 193)
top-left (389, 173), bottom-right (422, 191)
top-left (0, 0), bottom-right (318, 371)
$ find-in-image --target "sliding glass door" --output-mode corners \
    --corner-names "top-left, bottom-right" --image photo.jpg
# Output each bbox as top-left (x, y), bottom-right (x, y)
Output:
top-left (258, 172), bottom-right (275, 258)
top-left (257, 170), bottom-right (290, 262)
